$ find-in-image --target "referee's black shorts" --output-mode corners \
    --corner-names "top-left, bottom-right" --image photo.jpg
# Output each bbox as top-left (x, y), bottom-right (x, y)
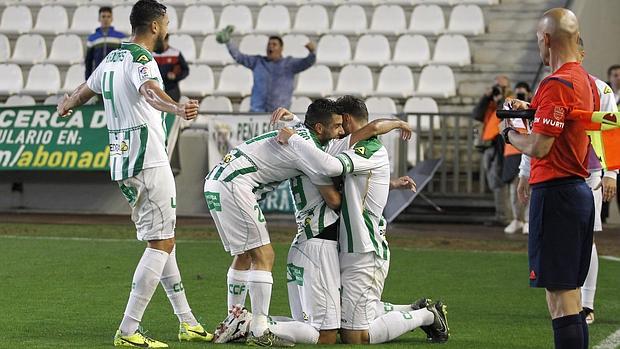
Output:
top-left (528, 176), bottom-right (594, 289)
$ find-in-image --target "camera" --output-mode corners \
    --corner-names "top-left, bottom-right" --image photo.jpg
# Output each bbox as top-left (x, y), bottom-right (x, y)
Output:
top-left (516, 92), bottom-right (526, 101)
top-left (491, 84), bottom-right (502, 97)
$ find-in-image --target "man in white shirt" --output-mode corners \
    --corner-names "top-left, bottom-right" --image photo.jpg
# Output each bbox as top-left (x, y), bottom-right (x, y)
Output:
top-left (57, 1), bottom-right (211, 347)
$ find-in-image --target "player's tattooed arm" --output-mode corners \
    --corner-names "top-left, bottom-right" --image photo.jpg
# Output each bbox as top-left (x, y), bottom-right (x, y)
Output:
top-left (347, 118), bottom-right (412, 147)
top-left (140, 80), bottom-right (199, 120)
top-left (57, 82), bottom-right (97, 117)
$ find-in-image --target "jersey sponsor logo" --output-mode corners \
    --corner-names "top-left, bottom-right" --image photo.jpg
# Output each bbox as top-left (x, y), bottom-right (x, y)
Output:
top-left (604, 86), bottom-right (613, 94)
top-left (553, 106), bottom-right (566, 120)
top-left (223, 154), bottom-right (233, 163)
top-left (204, 191), bottom-right (222, 211)
top-left (542, 118), bottom-right (564, 129)
top-left (138, 65), bottom-right (150, 80)
top-left (355, 146), bottom-right (365, 156)
top-left (136, 54), bottom-right (150, 64)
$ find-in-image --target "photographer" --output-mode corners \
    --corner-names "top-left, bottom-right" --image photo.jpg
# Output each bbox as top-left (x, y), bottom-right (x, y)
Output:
top-left (472, 75), bottom-right (512, 226)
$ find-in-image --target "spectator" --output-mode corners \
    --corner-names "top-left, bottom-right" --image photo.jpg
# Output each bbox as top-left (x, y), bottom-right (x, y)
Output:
top-left (502, 82), bottom-right (532, 235)
top-left (473, 75), bottom-right (513, 225)
top-left (153, 34), bottom-right (190, 102)
top-left (85, 7), bottom-right (126, 80)
top-left (608, 65), bottom-right (620, 108)
top-left (216, 26), bottom-right (316, 112)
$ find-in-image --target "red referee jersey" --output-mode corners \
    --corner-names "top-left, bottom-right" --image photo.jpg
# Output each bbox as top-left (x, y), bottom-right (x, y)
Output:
top-left (529, 62), bottom-right (596, 184)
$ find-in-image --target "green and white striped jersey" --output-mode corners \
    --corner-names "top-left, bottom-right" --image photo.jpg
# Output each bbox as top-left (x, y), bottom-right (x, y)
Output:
top-left (87, 42), bottom-right (168, 181)
top-left (327, 136), bottom-right (391, 260)
top-left (206, 125), bottom-right (345, 196)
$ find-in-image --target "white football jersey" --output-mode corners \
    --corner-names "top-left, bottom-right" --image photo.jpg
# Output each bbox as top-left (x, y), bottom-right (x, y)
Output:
top-left (206, 125), bottom-right (345, 196)
top-left (87, 42), bottom-right (168, 181)
top-left (328, 136), bottom-right (391, 259)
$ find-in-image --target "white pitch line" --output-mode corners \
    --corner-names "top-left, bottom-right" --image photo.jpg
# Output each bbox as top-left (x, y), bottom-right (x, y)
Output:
top-left (601, 255), bottom-right (620, 262)
top-left (594, 328), bottom-right (620, 349)
top-left (0, 235), bottom-right (218, 244)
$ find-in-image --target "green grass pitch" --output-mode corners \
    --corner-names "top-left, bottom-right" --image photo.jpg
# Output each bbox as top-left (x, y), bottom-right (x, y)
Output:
top-left (0, 223), bottom-right (618, 349)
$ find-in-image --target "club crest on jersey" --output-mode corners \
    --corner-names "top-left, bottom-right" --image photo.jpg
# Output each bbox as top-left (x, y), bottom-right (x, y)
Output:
top-left (138, 65), bottom-right (150, 80)
top-left (553, 106), bottom-right (566, 120)
top-left (355, 146), bottom-right (365, 156)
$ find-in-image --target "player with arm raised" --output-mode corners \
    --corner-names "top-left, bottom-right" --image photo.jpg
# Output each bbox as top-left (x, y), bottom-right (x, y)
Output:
top-left (57, 1), bottom-right (211, 347)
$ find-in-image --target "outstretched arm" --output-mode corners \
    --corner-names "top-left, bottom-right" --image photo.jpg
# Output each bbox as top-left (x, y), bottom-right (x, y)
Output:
top-left (348, 118), bottom-right (412, 147)
top-left (139, 80), bottom-right (198, 120)
top-left (57, 82), bottom-right (97, 117)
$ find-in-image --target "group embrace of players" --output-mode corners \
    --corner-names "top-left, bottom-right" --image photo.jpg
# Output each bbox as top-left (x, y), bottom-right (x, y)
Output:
top-left (204, 97), bottom-right (449, 346)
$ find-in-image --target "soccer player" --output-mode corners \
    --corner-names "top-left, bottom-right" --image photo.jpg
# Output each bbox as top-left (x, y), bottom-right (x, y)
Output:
top-left (501, 8), bottom-right (596, 349)
top-left (276, 96), bottom-right (449, 345)
top-left (57, 1), bottom-right (212, 347)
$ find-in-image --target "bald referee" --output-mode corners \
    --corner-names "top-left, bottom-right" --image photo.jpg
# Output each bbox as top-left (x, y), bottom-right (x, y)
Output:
top-left (500, 9), bottom-right (595, 349)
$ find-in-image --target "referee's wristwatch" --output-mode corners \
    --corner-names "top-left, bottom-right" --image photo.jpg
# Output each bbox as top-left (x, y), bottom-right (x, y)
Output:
top-left (501, 127), bottom-right (517, 145)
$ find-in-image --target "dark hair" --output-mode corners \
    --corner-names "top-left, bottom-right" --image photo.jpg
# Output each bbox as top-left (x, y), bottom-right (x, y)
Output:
top-left (608, 65), bottom-right (620, 78)
top-left (268, 36), bottom-right (283, 46)
top-left (99, 6), bottom-right (112, 15)
top-left (514, 81), bottom-right (531, 93)
top-left (577, 36), bottom-right (584, 49)
top-left (305, 99), bottom-right (339, 129)
top-left (130, 0), bottom-right (167, 35)
top-left (335, 95), bottom-right (368, 122)
top-left (164, 33), bottom-right (169, 40)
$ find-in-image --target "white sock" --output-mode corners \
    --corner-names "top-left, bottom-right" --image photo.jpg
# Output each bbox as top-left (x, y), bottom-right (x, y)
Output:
top-left (581, 243), bottom-right (598, 310)
top-left (119, 248), bottom-right (169, 335)
top-left (368, 309), bottom-right (434, 344)
top-left (227, 268), bottom-right (249, 310)
top-left (160, 246), bottom-right (198, 326)
top-left (375, 301), bottom-right (414, 317)
top-left (269, 318), bottom-right (320, 344)
top-left (248, 270), bottom-right (273, 336)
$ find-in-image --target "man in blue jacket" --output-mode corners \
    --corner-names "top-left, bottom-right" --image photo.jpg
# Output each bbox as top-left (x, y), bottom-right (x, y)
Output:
top-left (217, 26), bottom-right (316, 112)
top-left (84, 6), bottom-right (127, 80)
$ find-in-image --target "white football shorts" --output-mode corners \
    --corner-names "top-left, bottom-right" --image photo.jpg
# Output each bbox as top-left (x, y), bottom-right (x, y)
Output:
top-left (117, 165), bottom-right (176, 241)
top-left (204, 179), bottom-right (270, 255)
top-left (287, 238), bottom-right (341, 330)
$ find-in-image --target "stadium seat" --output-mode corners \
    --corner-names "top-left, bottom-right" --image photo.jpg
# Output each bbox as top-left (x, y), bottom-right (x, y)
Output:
top-left (294, 65), bottom-right (332, 97)
top-left (178, 64), bottom-right (214, 97)
top-left (166, 6), bottom-right (179, 32)
top-left (448, 5), bottom-right (485, 35)
top-left (69, 6), bottom-right (99, 34)
top-left (353, 34), bottom-right (391, 66)
top-left (197, 35), bottom-right (234, 65)
top-left (461, 0), bottom-right (498, 4)
top-left (199, 96), bottom-right (233, 113)
top-left (0, 34), bottom-right (10, 62)
top-left (214, 65), bottom-right (253, 97)
top-left (409, 5), bottom-right (445, 35)
top-left (112, 6), bottom-right (132, 34)
top-left (238, 96), bottom-right (251, 112)
top-left (161, 0), bottom-right (194, 6)
top-left (331, 5), bottom-right (367, 35)
top-left (432, 34), bottom-right (471, 66)
top-left (316, 35), bottom-right (351, 66)
top-left (62, 64), bottom-right (85, 92)
top-left (0, 64), bottom-right (23, 95)
top-left (403, 96), bottom-right (440, 130)
top-left (234, 0), bottom-right (268, 5)
top-left (335, 64), bottom-right (373, 97)
top-left (240, 34), bottom-right (268, 56)
top-left (11, 34), bottom-right (47, 64)
top-left (375, 65), bottom-right (415, 98)
top-left (255, 5), bottom-right (290, 34)
top-left (43, 94), bottom-right (63, 105)
top-left (392, 34), bottom-right (430, 66)
top-left (33, 5), bottom-right (68, 34)
top-left (292, 4), bottom-right (329, 35)
top-left (47, 34), bottom-right (83, 65)
top-left (365, 97), bottom-right (397, 115)
top-left (179, 5), bottom-right (215, 35)
top-left (169, 34), bottom-right (197, 63)
top-left (290, 96), bottom-right (312, 114)
top-left (22, 64), bottom-right (61, 96)
top-left (282, 34), bottom-right (311, 58)
top-left (417, 0), bottom-right (454, 4)
top-left (218, 5), bottom-right (253, 34)
top-left (416, 65), bottom-right (455, 98)
top-left (369, 5), bottom-right (406, 35)
top-left (4, 94), bottom-right (36, 107)
top-left (0, 6), bottom-right (33, 34)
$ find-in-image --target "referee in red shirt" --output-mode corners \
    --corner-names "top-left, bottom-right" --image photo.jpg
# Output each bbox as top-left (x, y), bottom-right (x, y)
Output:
top-left (501, 8), bottom-right (595, 349)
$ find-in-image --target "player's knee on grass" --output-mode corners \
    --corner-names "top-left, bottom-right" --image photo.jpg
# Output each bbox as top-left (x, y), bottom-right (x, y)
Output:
top-left (147, 237), bottom-right (175, 254)
top-left (340, 329), bottom-right (369, 344)
top-left (546, 288), bottom-right (582, 319)
top-left (248, 244), bottom-right (275, 271)
top-left (317, 330), bottom-right (338, 344)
